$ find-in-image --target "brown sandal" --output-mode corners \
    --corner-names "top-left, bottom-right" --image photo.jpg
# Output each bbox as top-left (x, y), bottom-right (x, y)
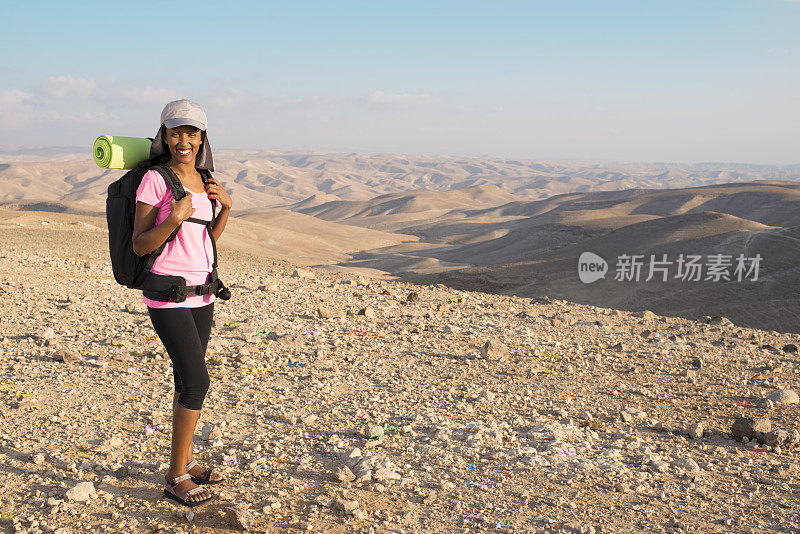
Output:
top-left (187, 459), bottom-right (225, 485)
top-left (163, 473), bottom-right (215, 507)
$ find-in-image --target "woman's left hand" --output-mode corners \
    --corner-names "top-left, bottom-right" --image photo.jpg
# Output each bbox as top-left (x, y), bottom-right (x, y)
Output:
top-left (204, 178), bottom-right (232, 210)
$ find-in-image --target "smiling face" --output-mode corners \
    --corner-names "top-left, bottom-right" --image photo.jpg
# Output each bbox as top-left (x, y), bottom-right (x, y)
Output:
top-left (164, 125), bottom-right (203, 166)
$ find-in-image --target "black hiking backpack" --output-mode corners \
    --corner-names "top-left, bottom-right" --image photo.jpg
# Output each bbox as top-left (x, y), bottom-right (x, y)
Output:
top-left (106, 164), bottom-right (230, 302)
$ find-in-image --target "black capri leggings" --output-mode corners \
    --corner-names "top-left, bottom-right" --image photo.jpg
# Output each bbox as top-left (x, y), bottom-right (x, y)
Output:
top-left (147, 303), bottom-right (214, 410)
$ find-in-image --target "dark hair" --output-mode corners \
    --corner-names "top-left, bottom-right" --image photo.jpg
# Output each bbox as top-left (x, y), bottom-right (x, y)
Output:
top-left (134, 125), bottom-right (206, 171)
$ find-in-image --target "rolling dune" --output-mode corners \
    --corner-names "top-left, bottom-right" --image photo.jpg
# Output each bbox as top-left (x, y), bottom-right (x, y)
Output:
top-left (2, 148), bottom-right (800, 331)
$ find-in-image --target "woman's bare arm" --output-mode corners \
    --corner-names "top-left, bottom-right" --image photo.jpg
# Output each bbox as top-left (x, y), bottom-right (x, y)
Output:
top-left (132, 195), bottom-right (194, 256)
top-left (210, 207), bottom-right (229, 241)
top-left (204, 177), bottom-right (232, 241)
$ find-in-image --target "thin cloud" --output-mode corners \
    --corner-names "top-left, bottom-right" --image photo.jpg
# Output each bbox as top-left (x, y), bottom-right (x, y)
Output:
top-left (365, 90), bottom-right (440, 105)
top-left (0, 89), bottom-right (39, 108)
top-left (119, 86), bottom-right (181, 104)
top-left (0, 90), bottom-right (43, 128)
top-left (204, 88), bottom-right (250, 108)
top-left (42, 76), bottom-right (97, 99)
top-left (0, 86), bottom-right (118, 129)
top-left (81, 111), bottom-right (117, 122)
top-left (263, 94), bottom-right (347, 110)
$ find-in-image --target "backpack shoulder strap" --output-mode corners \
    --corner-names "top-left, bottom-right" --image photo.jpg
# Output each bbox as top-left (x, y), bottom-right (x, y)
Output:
top-left (199, 169), bottom-right (218, 213)
top-left (152, 164), bottom-right (186, 201)
top-left (198, 168), bottom-right (219, 269)
top-left (139, 165), bottom-right (186, 275)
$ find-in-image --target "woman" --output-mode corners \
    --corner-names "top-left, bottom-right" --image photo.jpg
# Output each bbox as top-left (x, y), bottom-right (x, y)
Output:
top-left (132, 99), bottom-right (232, 507)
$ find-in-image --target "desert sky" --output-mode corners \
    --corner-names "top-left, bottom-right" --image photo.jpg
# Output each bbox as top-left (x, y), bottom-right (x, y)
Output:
top-left (1, 0), bottom-right (799, 164)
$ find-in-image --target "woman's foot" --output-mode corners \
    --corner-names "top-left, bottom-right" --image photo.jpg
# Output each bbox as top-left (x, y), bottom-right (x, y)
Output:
top-left (186, 458), bottom-right (223, 483)
top-left (165, 471), bottom-right (213, 503)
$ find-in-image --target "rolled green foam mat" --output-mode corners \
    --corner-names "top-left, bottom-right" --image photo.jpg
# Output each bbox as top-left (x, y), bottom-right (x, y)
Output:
top-left (92, 135), bottom-right (152, 169)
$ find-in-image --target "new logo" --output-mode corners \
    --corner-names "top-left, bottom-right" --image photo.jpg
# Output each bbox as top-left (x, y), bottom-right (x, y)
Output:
top-left (578, 252), bottom-right (608, 284)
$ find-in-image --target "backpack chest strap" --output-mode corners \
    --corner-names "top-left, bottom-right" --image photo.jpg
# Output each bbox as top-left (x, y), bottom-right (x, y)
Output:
top-left (181, 217), bottom-right (217, 268)
top-left (139, 165), bottom-right (220, 278)
top-left (185, 216), bottom-right (212, 225)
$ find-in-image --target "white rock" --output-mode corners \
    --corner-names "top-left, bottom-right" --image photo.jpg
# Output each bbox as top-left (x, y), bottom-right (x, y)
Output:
top-left (479, 339), bottom-right (510, 361)
top-left (671, 457), bottom-right (700, 474)
top-left (373, 467), bottom-right (401, 483)
top-left (292, 268), bottom-right (317, 280)
top-left (687, 422), bottom-right (705, 439)
top-left (340, 448), bottom-right (362, 462)
top-left (314, 495), bottom-right (332, 508)
top-left (224, 506), bottom-right (255, 530)
top-left (317, 307), bottom-right (342, 319)
top-left (65, 481), bottom-right (96, 502)
top-left (530, 421), bottom-right (584, 442)
top-left (38, 327), bottom-right (56, 340)
top-left (333, 497), bottom-right (359, 514)
top-left (201, 422), bottom-right (223, 441)
top-left (336, 465), bottom-right (356, 483)
top-left (301, 413), bottom-right (318, 425)
top-left (105, 436), bottom-right (124, 448)
top-left (766, 390), bottom-right (799, 405)
top-left (364, 424), bottom-right (384, 439)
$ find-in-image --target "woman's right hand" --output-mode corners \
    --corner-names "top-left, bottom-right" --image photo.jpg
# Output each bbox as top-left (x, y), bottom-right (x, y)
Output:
top-left (168, 192), bottom-right (195, 224)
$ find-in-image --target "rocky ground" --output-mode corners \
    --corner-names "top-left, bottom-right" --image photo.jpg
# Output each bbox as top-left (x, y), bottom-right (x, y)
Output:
top-left (1, 212), bottom-right (800, 534)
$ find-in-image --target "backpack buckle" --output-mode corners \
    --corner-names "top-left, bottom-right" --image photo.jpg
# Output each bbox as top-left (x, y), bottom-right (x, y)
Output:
top-left (169, 286), bottom-right (186, 303)
top-left (215, 280), bottom-right (231, 301)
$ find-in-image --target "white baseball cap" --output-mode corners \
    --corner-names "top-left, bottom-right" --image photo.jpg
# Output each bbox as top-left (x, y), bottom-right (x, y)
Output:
top-left (160, 99), bottom-right (208, 130)
top-left (149, 99), bottom-right (215, 171)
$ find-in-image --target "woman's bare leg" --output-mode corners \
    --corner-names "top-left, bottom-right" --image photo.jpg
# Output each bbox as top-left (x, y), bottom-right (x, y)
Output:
top-left (170, 391), bottom-right (221, 482)
top-left (165, 395), bottom-right (211, 502)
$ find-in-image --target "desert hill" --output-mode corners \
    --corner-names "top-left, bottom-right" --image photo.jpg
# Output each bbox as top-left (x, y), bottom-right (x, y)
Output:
top-left (319, 181), bottom-right (800, 333)
top-left (292, 184), bottom-right (519, 220)
top-left (227, 208), bottom-right (418, 268)
top-left (2, 150), bottom-right (800, 332)
top-left (1, 209), bottom-right (800, 532)
top-left (2, 153), bottom-right (800, 530)
top-left (2, 149), bottom-right (799, 214)
top-left (285, 184), bottom-right (521, 235)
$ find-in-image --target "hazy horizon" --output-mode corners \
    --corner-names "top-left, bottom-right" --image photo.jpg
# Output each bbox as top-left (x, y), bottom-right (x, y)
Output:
top-left (2, 1), bottom-right (799, 164)
top-left (2, 143), bottom-right (799, 168)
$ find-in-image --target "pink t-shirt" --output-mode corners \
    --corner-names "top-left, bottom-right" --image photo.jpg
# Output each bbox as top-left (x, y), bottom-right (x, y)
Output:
top-left (135, 169), bottom-right (216, 309)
